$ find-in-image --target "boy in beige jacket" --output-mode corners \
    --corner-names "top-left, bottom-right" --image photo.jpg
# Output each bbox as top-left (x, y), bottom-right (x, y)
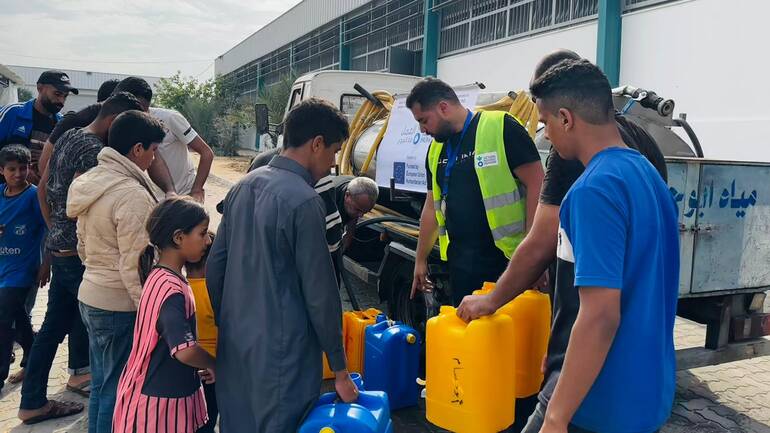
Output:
top-left (66, 111), bottom-right (165, 433)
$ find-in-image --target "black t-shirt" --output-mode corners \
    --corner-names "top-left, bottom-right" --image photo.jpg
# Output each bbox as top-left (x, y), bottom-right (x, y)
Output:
top-left (538, 116), bottom-right (668, 405)
top-left (425, 111), bottom-right (540, 273)
top-left (142, 293), bottom-right (201, 398)
top-left (49, 104), bottom-right (101, 147)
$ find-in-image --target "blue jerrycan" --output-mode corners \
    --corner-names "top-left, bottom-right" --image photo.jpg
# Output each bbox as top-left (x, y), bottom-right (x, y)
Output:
top-left (299, 373), bottom-right (393, 433)
top-left (363, 314), bottom-right (421, 410)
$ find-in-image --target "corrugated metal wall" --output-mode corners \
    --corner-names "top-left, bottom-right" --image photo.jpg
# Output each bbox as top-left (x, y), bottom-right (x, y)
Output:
top-left (215, 0), bottom-right (370, 76)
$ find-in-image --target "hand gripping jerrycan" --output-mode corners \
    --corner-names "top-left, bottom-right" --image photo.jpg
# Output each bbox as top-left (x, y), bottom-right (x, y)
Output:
top-left (363, 314), bottom-right (421, 410)
top-left (474, 282), bottom-right (551, 397)
top-left (322, 309), bottom-right (382, 379)
top-left (426, 306), bottom-right (516, 433)
top-left (299, 373), bottom-right (394, 433)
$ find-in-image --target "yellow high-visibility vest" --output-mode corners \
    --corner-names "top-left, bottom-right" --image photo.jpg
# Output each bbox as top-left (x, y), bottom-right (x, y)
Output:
top-left (427, 111), bottom-right (526, 261)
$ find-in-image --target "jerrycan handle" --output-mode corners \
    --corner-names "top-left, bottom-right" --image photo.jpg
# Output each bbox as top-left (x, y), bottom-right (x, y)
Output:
top-left (440, 306), bottom-right (470, 327)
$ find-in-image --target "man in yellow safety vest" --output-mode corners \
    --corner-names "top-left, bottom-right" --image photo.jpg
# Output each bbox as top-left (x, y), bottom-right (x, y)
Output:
top-left (407, 77), bottom-right (544, 432)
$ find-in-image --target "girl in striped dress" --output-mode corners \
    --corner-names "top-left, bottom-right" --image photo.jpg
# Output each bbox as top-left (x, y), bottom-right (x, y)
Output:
top-left (113, 197), bottom-right (215, 433)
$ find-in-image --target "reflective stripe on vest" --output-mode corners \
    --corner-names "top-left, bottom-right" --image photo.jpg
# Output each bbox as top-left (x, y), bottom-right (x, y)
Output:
top-left (427, 111), bottom-right (526, 261)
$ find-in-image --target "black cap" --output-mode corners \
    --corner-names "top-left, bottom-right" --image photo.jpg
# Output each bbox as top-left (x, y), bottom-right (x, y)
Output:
top-left (37, 70), bottom-right (79, 95)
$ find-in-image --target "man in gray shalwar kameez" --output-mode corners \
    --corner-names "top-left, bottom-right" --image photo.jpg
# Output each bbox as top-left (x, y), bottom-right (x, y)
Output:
top-left (206, 99), bottom-right (359, 432)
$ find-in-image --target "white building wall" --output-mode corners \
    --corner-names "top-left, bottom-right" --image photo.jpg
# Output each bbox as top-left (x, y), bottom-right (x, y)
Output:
top-left (620, 0), bottom-right (770, 162)
top-left (436, 0), bottom-right (769, 161)
top-left (0, 83), bottom-right (19, 106)
top-left (436, 22), bottom-right (598, 92)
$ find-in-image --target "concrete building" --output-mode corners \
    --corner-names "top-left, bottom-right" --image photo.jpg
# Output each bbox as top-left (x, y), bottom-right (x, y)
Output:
top-left (8, 65), bottom-right (162, 113)
top-left (215, 0), bottom-right (770, 162)
top-left (0, 65), bottom-right (24, 106)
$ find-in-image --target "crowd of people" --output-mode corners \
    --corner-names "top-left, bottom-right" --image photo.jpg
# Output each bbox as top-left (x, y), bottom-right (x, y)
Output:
top-left (0, 50), bottom-right (678, 433)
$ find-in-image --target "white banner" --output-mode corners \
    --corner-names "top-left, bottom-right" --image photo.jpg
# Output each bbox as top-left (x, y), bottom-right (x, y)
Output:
top-left (375, 85), bottom-right (480, 193)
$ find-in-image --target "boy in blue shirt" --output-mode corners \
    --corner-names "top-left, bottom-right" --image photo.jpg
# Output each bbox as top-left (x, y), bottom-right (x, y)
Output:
top-left (527, 59), bottom-right (679, 433)
top-left (0, 145), bottom-right (49, 391)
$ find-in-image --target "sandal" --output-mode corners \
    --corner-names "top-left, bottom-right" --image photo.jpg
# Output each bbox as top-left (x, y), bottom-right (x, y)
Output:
top-left (21, 400), bottom-right (84, 425)
top-left (66, 380), bottom-right (91, 397)
top-left (8, 368), bottom-right (24, 384)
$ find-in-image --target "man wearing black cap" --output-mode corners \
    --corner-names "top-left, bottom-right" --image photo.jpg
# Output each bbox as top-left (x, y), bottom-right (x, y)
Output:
top-left (0, 71), bottom-right (79, 183)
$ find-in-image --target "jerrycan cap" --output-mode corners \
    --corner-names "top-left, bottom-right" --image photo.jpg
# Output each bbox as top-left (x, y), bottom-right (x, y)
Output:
top-left (320, 428), bottom-right (336, 433)
top-left (406, 333), bottom-right (417, 344)
top-left (439, 305), bottom-right (454, 315)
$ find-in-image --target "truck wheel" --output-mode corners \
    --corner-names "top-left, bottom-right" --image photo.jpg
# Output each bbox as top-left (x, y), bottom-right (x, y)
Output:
top-left (383, 260), bottom-right (427, 335)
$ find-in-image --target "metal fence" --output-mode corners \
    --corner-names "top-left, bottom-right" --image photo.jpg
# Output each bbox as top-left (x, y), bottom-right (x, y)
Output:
top-left (224, 0), bottom-right (682, 97)
top-left (345, 0), bottom-right (425, 72)
top-left (623, 0), bottom-right (678, 11)
top-left (438, 0), bottom-right (598, 56)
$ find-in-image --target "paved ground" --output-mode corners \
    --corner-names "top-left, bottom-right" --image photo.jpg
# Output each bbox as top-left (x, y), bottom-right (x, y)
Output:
top-left (2, 157), bottom-right (768, 432)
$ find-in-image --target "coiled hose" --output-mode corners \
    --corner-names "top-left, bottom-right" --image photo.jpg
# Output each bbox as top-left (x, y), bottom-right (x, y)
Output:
top-left (338, 89), bottom-right (539, 177)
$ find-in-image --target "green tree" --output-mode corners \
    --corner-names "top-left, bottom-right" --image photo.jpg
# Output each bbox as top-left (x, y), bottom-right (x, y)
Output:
top-left (152, 72), bottom-right (298, 155)
top-left (258, 74), bottom-right (296, 124)
top-left (17, 88), bottom-right (33, 102)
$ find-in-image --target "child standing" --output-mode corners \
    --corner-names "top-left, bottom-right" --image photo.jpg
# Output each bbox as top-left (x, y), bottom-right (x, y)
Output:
top-left (0, 145), bottom-right (48, 391)
top-left (185, 232), bottom-right (218, 433)
top-left (112, 197), bottom-right (215, 433)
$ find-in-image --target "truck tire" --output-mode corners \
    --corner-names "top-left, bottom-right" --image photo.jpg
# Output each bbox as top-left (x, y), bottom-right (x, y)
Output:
top-left (381, 259), bottom-right (427, 333)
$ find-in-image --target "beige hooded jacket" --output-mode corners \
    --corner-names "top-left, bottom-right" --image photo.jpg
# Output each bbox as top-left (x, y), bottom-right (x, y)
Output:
top-left (67, 147), bottom-right (159, 312)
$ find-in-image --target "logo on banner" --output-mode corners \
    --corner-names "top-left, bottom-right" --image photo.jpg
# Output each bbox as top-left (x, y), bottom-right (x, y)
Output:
top-left (393, 162), bottom-right (406, 184)
top-left (476, 152), bottom-right (499, 168)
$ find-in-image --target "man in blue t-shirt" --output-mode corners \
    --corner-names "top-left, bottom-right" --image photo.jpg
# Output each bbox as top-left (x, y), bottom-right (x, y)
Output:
top-left (0, 145), bottom-right (48, 390)
top-left (526, 59), bottom-right (679, 433)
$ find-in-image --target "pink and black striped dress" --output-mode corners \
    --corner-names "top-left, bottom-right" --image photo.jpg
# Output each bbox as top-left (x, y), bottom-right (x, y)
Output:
top-left (113, 266), bottom-right (208, 433)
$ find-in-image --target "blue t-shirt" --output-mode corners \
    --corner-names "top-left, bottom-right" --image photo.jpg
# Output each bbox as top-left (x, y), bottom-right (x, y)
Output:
top-left (0, 184), bottom-right (47, 288)
top-left (557, 147), bottom-right (679, 433)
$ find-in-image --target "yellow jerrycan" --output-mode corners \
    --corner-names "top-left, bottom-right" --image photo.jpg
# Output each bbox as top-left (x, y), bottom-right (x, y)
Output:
top-left (322, 308), bottom-right (382, 379)
top-left (426, 306), bottom-right (516, 433)
top-left (343, 308), bottom-right (382, 375)
top-left (474, 282), bottom-right (551, 398)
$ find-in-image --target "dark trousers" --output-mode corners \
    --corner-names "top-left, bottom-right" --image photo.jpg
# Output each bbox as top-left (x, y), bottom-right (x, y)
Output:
top-left (0, 286), bottom-right (35, 386)
top-left (448, 264), bottom-right (506, 307)
top-left (20, 255), bottom-right (90, 410)
top-left (198, 382), bottom-right (218, 432)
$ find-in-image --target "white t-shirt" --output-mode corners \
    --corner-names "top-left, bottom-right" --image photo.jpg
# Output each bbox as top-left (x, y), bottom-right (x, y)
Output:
top-left (149, 107), bottom-right (199, 195)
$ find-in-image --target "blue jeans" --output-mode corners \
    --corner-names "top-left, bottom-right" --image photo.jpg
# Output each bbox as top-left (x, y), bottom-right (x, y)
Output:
top-left (79, 303), bottom-right (135, 433)
top-left (20, 255), bottom-right (90, 410)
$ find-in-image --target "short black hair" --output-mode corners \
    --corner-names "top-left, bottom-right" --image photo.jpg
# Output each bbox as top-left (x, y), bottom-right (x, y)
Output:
top-left (0, 145), bottom-right (31, 167)
top-left (406, 77), bottom-right (460, 110)
top-left (283, 98), bottom-right (349, 149)
top-left (185, 232), bottom-right (215, 272)
top-left (113, 76), bottom-right (153, 103)
top-left (107, 110), bottom-right (165, 156)
top-left (530, 59), bottom-right (614, 125)
top-left (98, 92), bottom-right (143, 119)
top-left (97, 79), bottom-right (121, 102)
top-left (533, 49), bottom-right (581, 82)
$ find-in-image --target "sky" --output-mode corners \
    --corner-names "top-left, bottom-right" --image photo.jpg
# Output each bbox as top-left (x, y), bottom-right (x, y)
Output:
top-left (0, 0), bottom-right (302, 80)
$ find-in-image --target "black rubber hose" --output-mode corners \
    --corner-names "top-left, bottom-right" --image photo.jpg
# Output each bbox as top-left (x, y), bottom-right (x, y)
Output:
top-left (674, 118), bottom-right (705, 158)
top-left (338, 215), bottom-right (420, 311)
top-left (355, 215), bottom-right (421, 230)
top-left (354, 83), bottom-right (385, 109)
